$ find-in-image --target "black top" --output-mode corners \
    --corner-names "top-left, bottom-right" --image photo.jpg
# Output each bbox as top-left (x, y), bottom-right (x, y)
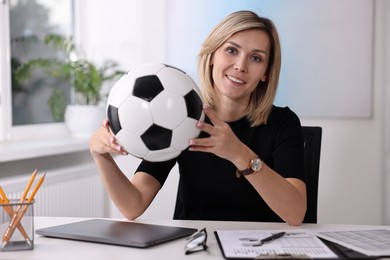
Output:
top-left (136, 106), bottom-right (305, 222)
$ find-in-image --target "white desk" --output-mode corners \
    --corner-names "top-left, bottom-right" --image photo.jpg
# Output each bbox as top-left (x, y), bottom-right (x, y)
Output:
top-left (1, 217), bottom-right (389, 259)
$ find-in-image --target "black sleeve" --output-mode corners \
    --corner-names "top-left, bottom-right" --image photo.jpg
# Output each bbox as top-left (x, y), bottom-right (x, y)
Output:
top-left (135, 158), bottom-right (177, 186)
top-left (272, 107), bottom-right (305, 181)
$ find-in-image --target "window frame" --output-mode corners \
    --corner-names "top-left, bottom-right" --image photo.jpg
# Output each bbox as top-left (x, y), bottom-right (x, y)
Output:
top-left (0, 0), bottom-right (77, 142)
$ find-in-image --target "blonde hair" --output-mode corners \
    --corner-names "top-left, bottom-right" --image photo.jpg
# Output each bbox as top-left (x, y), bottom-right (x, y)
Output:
top-left (198, 10), bottom-right (281, 126)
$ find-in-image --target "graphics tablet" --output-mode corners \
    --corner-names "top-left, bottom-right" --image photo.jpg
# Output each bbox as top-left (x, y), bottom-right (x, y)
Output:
top-left (36, 219), bottom-right (197, 248)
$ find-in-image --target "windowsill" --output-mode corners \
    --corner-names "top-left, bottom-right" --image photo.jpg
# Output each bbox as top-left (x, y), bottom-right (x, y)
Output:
top-left (0, 136), bottom-right (90, 163)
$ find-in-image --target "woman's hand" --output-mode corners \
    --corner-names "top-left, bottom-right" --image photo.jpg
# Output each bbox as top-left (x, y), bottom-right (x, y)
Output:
top-left (189, 106), bottom-right (247, 164)
top-left (89, 119), bottom-right (128, 156)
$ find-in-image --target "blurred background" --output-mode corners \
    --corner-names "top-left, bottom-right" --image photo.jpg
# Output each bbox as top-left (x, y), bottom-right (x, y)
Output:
top-left (0, 0), bottom-right (389, 225)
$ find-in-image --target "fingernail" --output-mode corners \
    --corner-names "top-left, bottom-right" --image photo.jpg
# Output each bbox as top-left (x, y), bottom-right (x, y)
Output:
top-left (102, 120), bottom-right (110, 127)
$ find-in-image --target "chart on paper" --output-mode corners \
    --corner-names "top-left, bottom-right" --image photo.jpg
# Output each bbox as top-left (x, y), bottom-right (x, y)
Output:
top-left (215, 230), bottom-right (337, 259)
top-left (316, 229), bottom-right (390, 257)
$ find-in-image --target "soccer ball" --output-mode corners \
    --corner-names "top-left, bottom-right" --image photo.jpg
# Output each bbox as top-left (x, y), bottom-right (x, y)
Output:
top-left (106, 63), bottom-right (205, 162)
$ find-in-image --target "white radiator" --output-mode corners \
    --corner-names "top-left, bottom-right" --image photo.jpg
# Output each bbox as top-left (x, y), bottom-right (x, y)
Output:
top-left (1, 163), bottom-right (108, 217)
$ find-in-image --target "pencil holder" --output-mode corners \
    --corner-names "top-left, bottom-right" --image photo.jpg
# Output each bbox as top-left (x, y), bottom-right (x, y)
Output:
top-left (0, 199), bottom-right (35, 251)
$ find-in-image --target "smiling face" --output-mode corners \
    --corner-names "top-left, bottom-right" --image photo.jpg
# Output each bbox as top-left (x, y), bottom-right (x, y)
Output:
top-left (211, 29), bottom-right (270, 106)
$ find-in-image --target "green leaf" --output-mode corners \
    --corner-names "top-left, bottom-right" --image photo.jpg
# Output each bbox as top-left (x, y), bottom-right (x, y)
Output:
top-left (47, 88), bottom-right (66, 121)
top-left (44, 34), bottom-right (74, 53)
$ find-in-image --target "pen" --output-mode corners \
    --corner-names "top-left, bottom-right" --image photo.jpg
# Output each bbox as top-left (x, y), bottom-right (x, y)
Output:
top-left (241, 231), bottom-right (286, 247)
top-left (261, 231), bottom-right (286, 245)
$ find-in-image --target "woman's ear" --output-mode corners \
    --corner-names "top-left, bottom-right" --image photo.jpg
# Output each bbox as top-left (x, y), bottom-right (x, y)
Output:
top-left (261, 74), bottom-right (267, 82)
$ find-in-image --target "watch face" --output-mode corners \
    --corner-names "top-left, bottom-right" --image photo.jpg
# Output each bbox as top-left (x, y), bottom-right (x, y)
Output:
top-left (251, 158), bottom-right (262, 171)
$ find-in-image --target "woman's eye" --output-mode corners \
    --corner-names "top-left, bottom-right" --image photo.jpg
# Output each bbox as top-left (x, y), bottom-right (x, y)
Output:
top-left (251, 55), bottom-right (263, 62)
top-left (226, 47), bottom-right (237, 55)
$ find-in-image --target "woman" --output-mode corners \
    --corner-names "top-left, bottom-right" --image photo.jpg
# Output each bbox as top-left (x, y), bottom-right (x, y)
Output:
top-left (90, 10), bottom-right (306, 226)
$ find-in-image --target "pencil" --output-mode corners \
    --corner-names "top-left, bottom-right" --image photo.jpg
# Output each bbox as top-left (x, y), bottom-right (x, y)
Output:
top-left (0, 187), bottom-right (32, 244)
top-left (1, 173), bottom-right (46, 248)
top-left (20, 169), bottom-right (38, 203)
top-left (27, 173), bottom-right (46, 203)
top-left (10, 169), bottom-right (37, 228)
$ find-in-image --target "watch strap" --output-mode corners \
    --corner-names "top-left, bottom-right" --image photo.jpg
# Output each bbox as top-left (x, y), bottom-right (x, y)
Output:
top-left (236, 156), bottom-right (261, 178)
top-left (236, 167), bottom-right (255, 176)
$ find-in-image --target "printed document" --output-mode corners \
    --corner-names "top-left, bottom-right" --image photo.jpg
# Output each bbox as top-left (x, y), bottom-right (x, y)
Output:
top-left (215, 230), bottom-right (337, 259)
top-left (316, 229), bottom-right (390, 257)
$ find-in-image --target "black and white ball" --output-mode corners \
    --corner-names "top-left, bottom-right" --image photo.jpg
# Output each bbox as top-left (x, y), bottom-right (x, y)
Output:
top-left (106, 63), bottom-right (204, 162)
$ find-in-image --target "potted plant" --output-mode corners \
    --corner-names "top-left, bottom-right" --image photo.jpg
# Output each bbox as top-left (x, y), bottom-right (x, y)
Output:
top-left (14, 34), bottom-right (124, 137)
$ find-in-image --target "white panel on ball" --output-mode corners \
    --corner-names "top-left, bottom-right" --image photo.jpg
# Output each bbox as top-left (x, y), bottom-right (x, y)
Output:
top-left (171, 118), bottom-right (199, 151)
top-left (118, 96), bottom-right (153, 135)
top-left (127, 63), bottom-right (166, 78)
top-left (150, 91), bottom-right (187, 130)
top-left (116, 130), bottom-right (149, 159)
top-left (145, 148), bottom-right (181, 162)
top-left (157, 67), bottom-right (193, 95)
top-left (106, 75), bottom-right (136, 107)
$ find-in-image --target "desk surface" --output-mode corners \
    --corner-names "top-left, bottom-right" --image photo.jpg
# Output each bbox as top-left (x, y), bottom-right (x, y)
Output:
top-left (1, 217), bottom-right (389, 260)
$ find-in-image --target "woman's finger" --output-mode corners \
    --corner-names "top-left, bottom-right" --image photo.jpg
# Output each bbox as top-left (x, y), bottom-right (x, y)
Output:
top-left (102, 119), bottom-right (110, 128)
top-left (202, 106), bottom-right (222, 126)
top-left (195, 120), bottom-right (214, 135)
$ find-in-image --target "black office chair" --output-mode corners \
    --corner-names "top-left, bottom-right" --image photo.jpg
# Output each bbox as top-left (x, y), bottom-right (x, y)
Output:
top-left (301, 126), bottom-right (322, 223)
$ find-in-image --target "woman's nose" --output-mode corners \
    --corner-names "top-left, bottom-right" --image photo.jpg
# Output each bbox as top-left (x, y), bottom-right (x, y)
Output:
top-left (233, 57), bottom-right (247, 73)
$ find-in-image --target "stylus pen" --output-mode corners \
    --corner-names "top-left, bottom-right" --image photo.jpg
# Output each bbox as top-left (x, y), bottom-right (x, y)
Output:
top-left (260, 231), bottom-right (286, 245)
top-left (241, 231), bottom-right (286, 247)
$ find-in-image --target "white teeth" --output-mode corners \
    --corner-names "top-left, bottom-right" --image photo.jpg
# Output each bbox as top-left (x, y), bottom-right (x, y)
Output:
top-left (227, 75), bottom-right (244, 84)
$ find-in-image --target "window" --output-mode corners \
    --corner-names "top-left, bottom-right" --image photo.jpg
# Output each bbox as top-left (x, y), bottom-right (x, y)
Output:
top-left (0, 0), bottom-right (74, 141)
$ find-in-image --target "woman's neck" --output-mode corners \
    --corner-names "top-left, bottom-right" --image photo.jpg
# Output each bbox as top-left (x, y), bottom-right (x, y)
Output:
top-left (214, 98), bottom-right (247, 122)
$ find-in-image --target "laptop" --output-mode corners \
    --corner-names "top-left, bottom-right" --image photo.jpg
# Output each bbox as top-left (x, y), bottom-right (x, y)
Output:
top-left (36, 219), bottom-right (197, 248)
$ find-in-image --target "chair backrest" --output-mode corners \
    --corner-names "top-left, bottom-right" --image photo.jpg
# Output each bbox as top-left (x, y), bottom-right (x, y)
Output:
top-left (301, 126), bottom-right (322, 223)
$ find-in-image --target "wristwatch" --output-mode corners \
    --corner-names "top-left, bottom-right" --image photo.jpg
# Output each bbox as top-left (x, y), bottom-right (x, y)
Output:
top-left (236, 156), bottom-right (262, 177)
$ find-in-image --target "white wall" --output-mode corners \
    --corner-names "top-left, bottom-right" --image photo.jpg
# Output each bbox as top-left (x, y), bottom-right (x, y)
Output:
top-left (78, 0), bottom-right (389, 224)
top-left (75, 0), bottom-right (167, 70)
top-left (75, 0), bottom-right (175, 220)
top-left (381, 0), bottom-right (390, 224)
